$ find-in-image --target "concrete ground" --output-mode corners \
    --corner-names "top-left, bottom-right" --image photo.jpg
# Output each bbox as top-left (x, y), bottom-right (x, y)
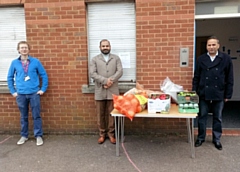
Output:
top-left (1, 134), bottom-right (240, 172)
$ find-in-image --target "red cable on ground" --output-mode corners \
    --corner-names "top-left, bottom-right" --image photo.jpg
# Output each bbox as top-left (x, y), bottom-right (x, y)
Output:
top-left (0, 136), bottom-right (12, 144)
top-left (121, 142), bottom-right (142, 172)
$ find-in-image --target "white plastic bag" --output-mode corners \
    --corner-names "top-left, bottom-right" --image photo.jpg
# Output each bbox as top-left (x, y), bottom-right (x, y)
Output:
top-left (160, 77), bottom-right (183, 102)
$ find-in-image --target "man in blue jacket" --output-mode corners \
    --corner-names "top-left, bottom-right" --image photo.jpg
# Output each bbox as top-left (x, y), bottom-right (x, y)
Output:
top-left (192, 36), bottom-right (234, 150)
top-left (7, 41), bottom-right (48, 146)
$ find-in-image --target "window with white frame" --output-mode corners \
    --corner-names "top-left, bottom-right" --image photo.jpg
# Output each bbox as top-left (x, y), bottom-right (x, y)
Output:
top-left (87, 2), bottom-right (136, 84)
top-left (0, 7), bottom-right (26, 84)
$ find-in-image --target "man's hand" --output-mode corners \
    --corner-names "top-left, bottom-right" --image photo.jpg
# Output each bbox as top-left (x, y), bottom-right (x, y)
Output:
top-left (12, 93), bottom-right (18, 97)
top-left (37, 90), bottom-right (44, 95)
top-left (103, 78), bottom-right (114, 88)
top-left (106, 78), bottom-right (113, 87)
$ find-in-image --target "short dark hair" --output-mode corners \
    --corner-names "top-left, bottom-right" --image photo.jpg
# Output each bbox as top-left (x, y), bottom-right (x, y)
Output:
top-left (207, 36), bottom-right (219, 44)
top-left (99, 39), bottom-right (110, 46)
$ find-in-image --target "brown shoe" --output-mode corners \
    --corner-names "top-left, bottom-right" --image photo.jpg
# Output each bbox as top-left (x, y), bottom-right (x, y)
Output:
top-left (109, 136), bottom-right (116, 144)
top-left (98, 136), bottom-right (105, 144)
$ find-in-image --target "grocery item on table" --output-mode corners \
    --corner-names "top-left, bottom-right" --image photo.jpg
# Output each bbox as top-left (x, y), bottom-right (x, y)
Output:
top-left (160, 77), bottom-right (183, 103)
top-left (177, 91), bottom-right (199, 113)
top-left (148, 93), bottom-right (171, 113)
top-left (113, 94), bottom-right (144, 121)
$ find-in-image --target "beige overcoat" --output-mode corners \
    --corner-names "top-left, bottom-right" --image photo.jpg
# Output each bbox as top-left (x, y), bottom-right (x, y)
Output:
top-left (90, 53), bottom-right (123, 100)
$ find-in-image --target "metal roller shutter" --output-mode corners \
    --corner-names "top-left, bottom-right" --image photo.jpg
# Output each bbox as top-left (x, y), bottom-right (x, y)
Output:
top-left (0, 7), bottom-right (26, 82)
top-left (87, 2), bottom-right (136, 83)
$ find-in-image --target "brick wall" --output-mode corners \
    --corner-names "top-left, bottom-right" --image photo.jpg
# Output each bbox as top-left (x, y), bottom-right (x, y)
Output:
top-left (0, 0), bottom-right (195, 135)
top-left (125, 0), bottom-right (195, 134)
top-left (135, 0), bottom-right (194, 90)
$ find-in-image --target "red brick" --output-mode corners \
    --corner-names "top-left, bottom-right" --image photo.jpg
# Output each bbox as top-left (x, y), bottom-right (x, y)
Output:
top-left (0, 0), bottom-right (215, 135)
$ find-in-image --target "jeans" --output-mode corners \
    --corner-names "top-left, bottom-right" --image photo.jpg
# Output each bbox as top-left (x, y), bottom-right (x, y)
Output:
top-left (16, 93), bottom-right (43, 138)
top-left (197, 99), bottom-right (224, 142)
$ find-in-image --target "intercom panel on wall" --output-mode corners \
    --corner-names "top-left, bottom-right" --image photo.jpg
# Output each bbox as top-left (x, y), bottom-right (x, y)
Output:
top-left (180, 48), bottom-right (189, 67)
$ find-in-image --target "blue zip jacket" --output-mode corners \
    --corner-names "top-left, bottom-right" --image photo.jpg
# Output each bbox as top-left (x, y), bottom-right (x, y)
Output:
top-left (7, 55), bottom-right (48, 94)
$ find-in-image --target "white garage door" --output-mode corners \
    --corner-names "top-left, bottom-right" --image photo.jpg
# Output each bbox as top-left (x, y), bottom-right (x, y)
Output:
top-left (0, 7), bottom-right (26, 83)
top-left (87, 2), bottom-right (136, 84)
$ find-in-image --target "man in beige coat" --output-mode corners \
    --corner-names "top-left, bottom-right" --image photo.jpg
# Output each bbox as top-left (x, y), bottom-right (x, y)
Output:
top-left (90, 39), bottom-right (123, 144)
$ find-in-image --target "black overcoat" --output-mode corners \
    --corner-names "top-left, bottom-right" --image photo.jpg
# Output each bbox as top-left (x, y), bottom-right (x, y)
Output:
top-left (192, 51), bottom-right (234, 100)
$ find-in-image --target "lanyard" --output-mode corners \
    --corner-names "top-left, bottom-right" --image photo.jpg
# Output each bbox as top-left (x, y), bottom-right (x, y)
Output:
top-left (21, 61), bottom-right (29, 76)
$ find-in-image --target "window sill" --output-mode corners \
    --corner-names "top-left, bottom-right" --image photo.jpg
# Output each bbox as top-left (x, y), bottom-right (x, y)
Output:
top-left (0, 85), bottom-right (10, 94)
top-left (1, 84), bottom-right (136, 94)
top-left (81, 83), bottom-right (136, 94)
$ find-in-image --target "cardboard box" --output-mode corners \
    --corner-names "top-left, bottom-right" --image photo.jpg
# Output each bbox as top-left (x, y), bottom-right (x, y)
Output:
top-left (177, 91), bottom-right (199, 104)
top-left (148, 94), bottom-right (171, 113)
top-left (178, 103), bottom-right (199, 113)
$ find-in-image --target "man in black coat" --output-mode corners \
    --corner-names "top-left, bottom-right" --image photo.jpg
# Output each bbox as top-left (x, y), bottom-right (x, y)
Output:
top-left (192, 36), bottom-right (234, 150)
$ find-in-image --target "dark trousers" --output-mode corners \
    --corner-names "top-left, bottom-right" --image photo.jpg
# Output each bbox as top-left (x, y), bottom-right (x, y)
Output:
top-left (197, 99), bottom-right (224, 142)
top-left (96, 100), bottom-right (114, 137)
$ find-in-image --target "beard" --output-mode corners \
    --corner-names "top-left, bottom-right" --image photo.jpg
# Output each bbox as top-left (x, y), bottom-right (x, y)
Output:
top-left (101, 49), bottom-right (110, 55)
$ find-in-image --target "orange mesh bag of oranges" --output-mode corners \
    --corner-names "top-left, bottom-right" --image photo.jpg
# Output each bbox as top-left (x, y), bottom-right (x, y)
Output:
top-left (113, 94), bottom-right (145, 121)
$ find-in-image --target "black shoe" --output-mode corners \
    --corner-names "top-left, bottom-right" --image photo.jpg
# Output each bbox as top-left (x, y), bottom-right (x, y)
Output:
top-left (213, 141), bottom-right (222, 150)
top-left (195, 140), bottom-right (205, 147)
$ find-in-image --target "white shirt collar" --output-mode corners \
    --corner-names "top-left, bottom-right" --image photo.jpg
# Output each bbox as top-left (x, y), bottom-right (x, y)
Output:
top-left (207, 51), bottom-right (218, 62)
top-left (102, 53), bottom-right (109, 62)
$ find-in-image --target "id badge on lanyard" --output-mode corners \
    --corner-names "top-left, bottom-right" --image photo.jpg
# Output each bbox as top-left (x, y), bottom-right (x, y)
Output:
top-left (21, 61), bottom-right (30, 81)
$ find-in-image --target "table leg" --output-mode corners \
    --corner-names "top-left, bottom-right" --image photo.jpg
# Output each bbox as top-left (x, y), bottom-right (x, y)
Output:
top-left (121, 117), bottom-right (125, 143)
top-left (187, 118), bottom-right (195, 158)
top-left (114, 116), bottom-right (120, 156)
top-left (186, 119), bottom-right (190, 143)
top-left (191, 118), bottom-right (195, 158)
